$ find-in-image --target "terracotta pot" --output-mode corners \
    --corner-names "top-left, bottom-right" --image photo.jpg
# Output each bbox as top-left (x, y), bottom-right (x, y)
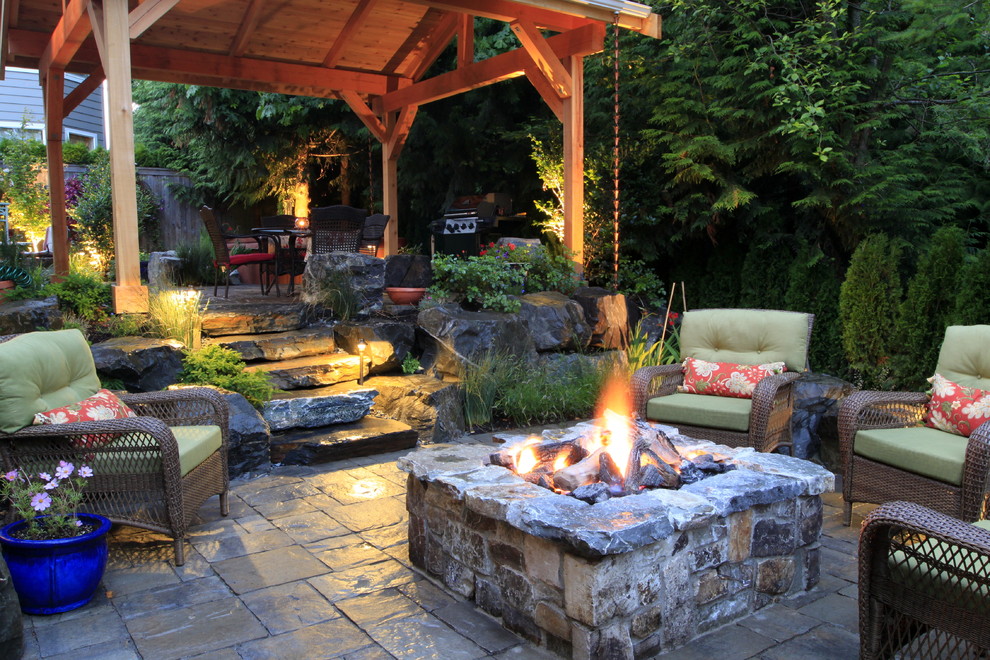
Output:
top-left (236, 264), bottom-right (260, 285)
top-left (386, 287), bottom-right (427, 305)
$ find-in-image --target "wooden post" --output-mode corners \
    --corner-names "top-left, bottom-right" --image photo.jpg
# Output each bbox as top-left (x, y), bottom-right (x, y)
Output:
top-left (42, 68), bottom-right (69, 279)
top-left (381, 112), bottom-right (399, 256)
top-left (562, 55), bottom-right (584, 272)
top-left (102, 0), bottom-right (147, 312)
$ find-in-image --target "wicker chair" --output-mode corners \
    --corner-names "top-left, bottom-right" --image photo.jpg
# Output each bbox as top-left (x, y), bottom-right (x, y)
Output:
top-left (200, 206), bottom-right (277, 297)
top-left (359, 213), bottom-right (390, 256)
top-left (0, 330), bottom-right (230, 565)
top-left (859, 501), bottom-right (990, 658)
top-left (839, 325), bottom-right (990, 526)
top-left (630, 308), bottom-right (814, 453)
top-left (309, 205), bottom-right (366, 255)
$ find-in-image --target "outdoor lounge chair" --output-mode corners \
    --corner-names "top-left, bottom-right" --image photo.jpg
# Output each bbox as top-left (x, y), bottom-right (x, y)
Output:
top-left (630, 308), bottom-right (814, 453)
top-left (859, 501), bottom-right (990, 658)
top-left (200, 206), bottom-right (277, 297)
top-left (309, 205), bottom-right (366, 254)
top-left (839, 325), bottom-right (990, 525)
top-left (0, 329), bottom-right (229, 565)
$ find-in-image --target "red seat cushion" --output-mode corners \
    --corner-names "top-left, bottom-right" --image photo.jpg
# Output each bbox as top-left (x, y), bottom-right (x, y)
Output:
top-left (227, 252), bottom-right (275, 266)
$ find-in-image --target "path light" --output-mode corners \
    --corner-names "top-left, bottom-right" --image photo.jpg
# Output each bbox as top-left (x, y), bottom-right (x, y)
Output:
top-left (294, 216), bottom-right (309, 229)
top-left (357, 340), bottom-right (367, 385)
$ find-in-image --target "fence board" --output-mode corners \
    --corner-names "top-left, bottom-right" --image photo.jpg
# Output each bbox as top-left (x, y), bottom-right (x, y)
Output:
top-left (137, 168), bottom-right (201, 250)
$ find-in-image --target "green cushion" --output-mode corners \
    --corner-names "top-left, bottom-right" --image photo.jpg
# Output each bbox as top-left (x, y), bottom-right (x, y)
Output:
top-left (647, 392), bottom-right (752, 432)
top-left (936, 325), bottom-right (990, 389)
top-left (854, 426), bottom-right (969, 485)
top-left (93, 425), bottom-right (222, 477)
top-left (679, 309), bottom-right (811, 373)
top-left (0, 329), bottom-right (101, 433)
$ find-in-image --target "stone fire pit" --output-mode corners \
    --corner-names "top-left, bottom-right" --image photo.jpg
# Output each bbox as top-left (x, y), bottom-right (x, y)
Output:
top-left (399, 424), bottom-right (834, 659)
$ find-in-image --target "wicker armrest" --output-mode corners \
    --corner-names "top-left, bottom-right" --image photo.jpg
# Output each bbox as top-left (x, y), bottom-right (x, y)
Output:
top-left (121, 387), bottom-right (229, 443)
top-left (747, 372), bottom-right (801, 444)
top-left (630, 364), bottom-right (684, 417)
top-left (838, 390), bottom-right (928, 453)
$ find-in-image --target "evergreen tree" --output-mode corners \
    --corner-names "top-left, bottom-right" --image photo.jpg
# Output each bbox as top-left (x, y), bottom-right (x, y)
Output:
top-left (954, 249), bottom-right (990, 325)
top-left (784, 244), bottom-right (844, 376)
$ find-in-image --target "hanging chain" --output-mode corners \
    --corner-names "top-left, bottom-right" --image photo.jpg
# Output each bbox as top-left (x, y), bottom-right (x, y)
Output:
top-left (612, 16), bottom-right (621, 291)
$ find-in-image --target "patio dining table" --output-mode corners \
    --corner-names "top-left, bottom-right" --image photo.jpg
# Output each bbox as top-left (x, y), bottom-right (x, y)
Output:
top-left (251, 228), bottom-right (311, 296)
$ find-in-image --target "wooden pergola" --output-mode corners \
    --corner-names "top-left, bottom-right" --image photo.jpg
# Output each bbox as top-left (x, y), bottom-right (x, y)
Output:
top-left (0, 0), bottom-right (661, 312)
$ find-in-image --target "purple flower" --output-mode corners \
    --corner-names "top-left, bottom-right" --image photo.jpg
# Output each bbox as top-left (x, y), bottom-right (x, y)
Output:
top-left (75, 519), bottom-right (83, 527)
top-left (78, 465), bottom-right (93, 478)
top-left (38, 472), bottom-right (51, 481)
top-left (30, 492), bottom-right (52, 511)
top-left (55, 461), bottom-right (74, 480)
top-left (3, 470), bottom-right (16, 482)
top-left (43, 479), bottom-right (60, 490)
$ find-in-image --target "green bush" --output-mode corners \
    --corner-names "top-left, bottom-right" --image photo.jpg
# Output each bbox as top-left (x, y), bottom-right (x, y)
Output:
top-left (739, 241), bottom-right (789, 310)
top-left (62, 142), bottom-right (94, 165)
top-left (428, 253), bottom-right (526, 313)
top-left (45, 269), bottom-right (111, 322)
top-left (839, 234), bottom-right (903, 389)
top-left (174, 232), bottom-right (217, 286)
top-left (954, 248), bottom-right (990, 325)
top-left (177, 345), bottom-right (277, 409)
top-left (894, 226), bottom-right (966, 388)
top-left (618, 258), bottom-right (666, 311)
top-left (784, 244), bottom-right (844, 376)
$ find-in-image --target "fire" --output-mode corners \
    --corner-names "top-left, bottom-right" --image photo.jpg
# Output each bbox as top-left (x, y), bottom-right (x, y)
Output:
top-left (516, 446), bottom-right (538, 474)
top-left (594, 375), bottom-right (634, 477)
top-left (552, 451), bottom-right (570, 472)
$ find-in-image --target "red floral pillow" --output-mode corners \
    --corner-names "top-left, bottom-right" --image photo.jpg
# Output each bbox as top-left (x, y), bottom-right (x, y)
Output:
top-left (924, 374), bottom-right (990, 437)
top-left (678, 357), bottom-right (787, 399)
top-left (33, 389), bottom-right (137, 449)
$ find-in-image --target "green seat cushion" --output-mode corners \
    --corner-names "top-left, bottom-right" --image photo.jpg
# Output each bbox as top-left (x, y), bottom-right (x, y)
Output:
top-left (0, 329), bottom-right (101, 433)
top-left (854, 426), bottom-right (969, 485)
top-left (680, 309), bottom-right (812, 373)
top-left (647, 392), bottom-right (751, 432)
top-left (936, 325), bottom-right (990, 390)
top-left (92, 425), bottom-right (222, 477)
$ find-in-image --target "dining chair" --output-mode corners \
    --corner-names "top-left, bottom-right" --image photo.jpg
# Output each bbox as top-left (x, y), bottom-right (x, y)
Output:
top-left (199, 206), bottom-right (277, 297)
top-left (309, 205), bottom-right (366, 255)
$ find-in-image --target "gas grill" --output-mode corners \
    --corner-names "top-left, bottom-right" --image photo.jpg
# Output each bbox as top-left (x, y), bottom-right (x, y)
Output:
top-left (430, 194), bottom-right (510, 255)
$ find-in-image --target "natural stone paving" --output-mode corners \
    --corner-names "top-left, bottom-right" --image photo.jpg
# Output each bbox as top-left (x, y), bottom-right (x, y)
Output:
top-left (15, 430), bottom-right (871, 659)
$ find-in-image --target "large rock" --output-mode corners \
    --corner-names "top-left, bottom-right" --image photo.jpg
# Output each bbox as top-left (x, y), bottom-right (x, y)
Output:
top-left (201, 302), bottom-right (310, 337)
top-left (262, 386), bottom-right (377, 431)
top-left (518, 291), bottom-right (591, 352)
top-left (208, 326), bottom-right (337, 361)
top-left (571, 287), bottom-right (629, 350)
top-left (367, 374), bottom-right (465, 443)
top-left (335, 320), bottom-right (416, 374)
top-left (0, 296), bottom-right (60, 335)
top-left (90, 337), bottom-right (184, 392)
top-left (385, 254), bottom-right (432, 288)
top-left (148, 250), bottom-right (182, 289)
top-left (246, 354), bottom-right (367, 389)
top-left (417, 303), bottom-right (537, 378)
top-left (792, 372), bottom-right (855, 466)
top-left (302, 253), bottom-right (385, 317)
top-left (223, 391), bottom-right (272, 478)
top-left (271, 417), bottom-right (418, 465)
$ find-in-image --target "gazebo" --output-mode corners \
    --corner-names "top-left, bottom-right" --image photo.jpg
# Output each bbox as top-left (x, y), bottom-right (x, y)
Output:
top-left (0, 0), bottom-right (661, 312)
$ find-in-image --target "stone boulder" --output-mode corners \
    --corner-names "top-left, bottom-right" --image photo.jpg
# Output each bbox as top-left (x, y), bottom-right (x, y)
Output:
top-left (385, 254), bottom-right (432, 288)
top-left (0, 297), bottom-right (60, 335)
top-left (792, 372), bottom-right (855, 466)
top-left (303, 253), bottom-right (385, 317)
top-left (518, 291), bottom-right (591, 352)
top-left (335, 320), bottom-right (416, 374)
top-left (148, 250), bottom-right (182, 289)
top-left (201, 302), bottom-right (310, 337)
top-left (571, 287), bottom-right (629, 350)
top-left (367, 374), bottom-right (465, 443)
top-left (90, 337), bottom-right (184, 392)
top-left (537, 350), bottom-right (628, 380)
top-left (417, 303), bottom-right (537, 378)
top-left (262, 387), bottom-right (377, 432)
top-left (223, 391), bottom-right (272, 478)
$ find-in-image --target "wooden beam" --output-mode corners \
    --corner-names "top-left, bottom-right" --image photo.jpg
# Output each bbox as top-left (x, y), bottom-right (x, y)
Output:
top-left (322, 0), bottom-right (378, 68)
top-left (43, 69), bottom-right (69, 278)
top-left (406, 0), bottom-right (590, 33)
top-left (0, 0), bottom-right (11, 76)
top-left (87, 1), bottom-right (105, 68)
top-left (40, 0), bottom-right (92, 72)
top-left (63, 66), bottom-right (104, 116)
top-left (409, 11), bottom-right (458, 81)
top-left (340, 90), bottom-right (386, 142)
top-left (128, 0), bottom-right (180, 39)
top-left (562, 54), bottom-right (583, 271)
top-left (228, 0), bottom-right (264, 57)
top-left (510, 19), bottom-right (571, 98)
top-left (524, 64), bottom-right (562, 121)
top-left (380, 22), bottom-right (602, 113)
top-left (457, 14), bottom-right (473, 68)
top-left (386, 104), bottom-right (418, 160)
top-left (381, 113), bottom-right (399, 257)
top-left (383, 7), bottom-right (445, 74)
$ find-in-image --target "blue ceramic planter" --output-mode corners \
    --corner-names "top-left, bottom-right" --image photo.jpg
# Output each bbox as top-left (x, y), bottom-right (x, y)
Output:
top-left (0, 514), bottom-right (111, 615)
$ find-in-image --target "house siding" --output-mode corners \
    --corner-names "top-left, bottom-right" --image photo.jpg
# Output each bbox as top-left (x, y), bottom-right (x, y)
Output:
top-left (0, 68), bottom-right (105, 146)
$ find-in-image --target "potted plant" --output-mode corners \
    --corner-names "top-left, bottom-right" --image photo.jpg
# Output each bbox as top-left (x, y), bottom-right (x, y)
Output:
top-left (0, 462), bottom-right (111, 615)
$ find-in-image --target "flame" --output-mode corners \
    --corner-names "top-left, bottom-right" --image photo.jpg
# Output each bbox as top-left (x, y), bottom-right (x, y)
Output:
top-left (552, 451), bottom-right (570, 472)
top-left (516, 447), bottom-right (538, 474)
top-left (594, 375), bottom-right (634, 477)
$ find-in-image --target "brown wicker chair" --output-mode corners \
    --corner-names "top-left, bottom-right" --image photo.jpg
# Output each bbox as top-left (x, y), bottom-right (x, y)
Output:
top-left (859, 501), bottom-right (990, 658)
top-left (630, 308), bottom-right (814, 453)
top-left (0, 330), bottom-right (230, 565)
top-left (309, 205), bottom-right (366, 255)
top-left (838, 325), bottom-right (990, 525)
top-left (200, 206), bottom-right (277, 297)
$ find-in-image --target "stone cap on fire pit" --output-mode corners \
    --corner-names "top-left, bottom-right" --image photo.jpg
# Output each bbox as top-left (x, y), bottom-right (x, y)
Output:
top-left (397, 425), bottom-right (835, 559)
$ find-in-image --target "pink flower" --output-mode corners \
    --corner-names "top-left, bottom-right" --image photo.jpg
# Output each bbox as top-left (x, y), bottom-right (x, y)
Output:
top-left (3, 470), bottom-right (16, 482)
top-left (75, 519), bottom-right (83, 527)
top-left (508, 244), bottom-right (516, 251)
top-left (78, 466), bottom-right (93, 478)
top-left (43, 479), bottom-right (60, 490)
top-left (30, 492), bottom-right (52, 511)
top-left (55, 461), bottom-right (74, 480)
top-left (38, 472), bottom-right (51, 481)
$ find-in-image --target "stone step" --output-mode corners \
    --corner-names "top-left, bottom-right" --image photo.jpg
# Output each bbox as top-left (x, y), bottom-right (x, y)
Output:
top-left (201, 302), bottom-right (309, 337)
top-left (246, 354), bottom-right (370, 390)
top-left (261, 384), bottom-right (377, 432)
top-left (207, 327), bottom-right (337, 361)
top-left (270, 416), bottom-right (418, 465)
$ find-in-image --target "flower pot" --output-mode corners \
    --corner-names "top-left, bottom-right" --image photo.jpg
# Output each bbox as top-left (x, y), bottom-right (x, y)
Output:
top-left (0, 514), bottom-right (111, 615)
top-left (385, 287), bottom-right (427, 305)
top-left (0, 281), bottom-right (14, 303)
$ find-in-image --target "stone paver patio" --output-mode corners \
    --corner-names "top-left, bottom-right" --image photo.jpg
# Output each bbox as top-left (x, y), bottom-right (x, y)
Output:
top-left (14, 431), bottom-right (870, 659)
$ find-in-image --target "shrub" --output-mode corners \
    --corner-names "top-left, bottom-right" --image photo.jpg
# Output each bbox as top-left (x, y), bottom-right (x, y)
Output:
top-left (45, 269), bottom-right (111, 322)
top-left (784, 244), bottom-right (844, 376)
top-left (148, 287), bottom-right (205, 348)
top-left (174, 232), bottom-right (217, 286)
top-left (739, 241), bottom-right (789, 310)
top-left (177, 345), bottom-right (277, 409)
top-left (618, 258), bottom-right (666, 311)
top-left (401, 353), bottom-right (421, 375)
top-left (894, 226), bottom-right (966, 388)
top-left (0, 133), bottom-right (49, 248)
top-left (428, 253), bottom-right (525, 313)
top-left (954, 248), bottom-right (990, 325)
top-left (305, 267), bottom-right (358, 321)
top-left (839, 234), bottom-right (903, 389)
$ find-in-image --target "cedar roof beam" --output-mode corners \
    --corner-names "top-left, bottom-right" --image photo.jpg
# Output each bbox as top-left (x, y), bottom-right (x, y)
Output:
top-left (63, 65), bottom-right (104, 115)
top-left (39, 0), bottom-right (92, 72)
top-left (229, 0), bottom-right (264, 57)
top-left (408, 0), bottom-right (588, 33)
top-left (0, 0), bottom-right (11, 74)
top-left (494, 0), bottom-right (660, 37)
top-left (340, 90), bottom-right (386, 142)
top-left (383, 7), bottom-right (444, 74)
top-left (409, 11), bottom-right (458, 81)
top-left (129, 66), bottom-right (350, 99)
top-left (457, 14), bottom-right (472, 68)
top-left (129, 0), bottom-right (180, 39)
top-left (510, 19), bottom-right (571, 98)
top-left (379, 22), bottom-right (602, 113)
top-left (322, 0), bottom-right (378, 68)
top-left (525, 64), bottom-right (562, 121)
top-left (386, 104), bottom-right (418, 158)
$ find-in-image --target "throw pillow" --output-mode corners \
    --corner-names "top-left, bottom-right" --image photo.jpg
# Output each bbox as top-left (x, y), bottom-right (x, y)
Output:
top-left (33, 389), bottom-right (137, 449)
top-left (924, 373), bottom-right (990, 437)
top-left (678, 357), bottom-right (787, 399)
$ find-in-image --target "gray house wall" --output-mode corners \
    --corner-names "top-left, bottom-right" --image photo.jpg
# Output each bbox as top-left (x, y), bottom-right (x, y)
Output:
top-left (0, 68), bottom-right (105, 146)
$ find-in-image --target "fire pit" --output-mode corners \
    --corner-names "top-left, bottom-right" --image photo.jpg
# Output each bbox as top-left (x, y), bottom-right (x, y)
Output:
top-left (399, 419), bottom-right (833, 658)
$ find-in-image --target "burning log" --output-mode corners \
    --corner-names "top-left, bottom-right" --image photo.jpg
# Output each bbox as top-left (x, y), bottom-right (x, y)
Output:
top-left (598, 451), bottom-right (624, 487)
top-left (553, 448), bottom-right (604, 492)
top-left (489, 441), bottom-right (586, 473)
top-left (571, 483), bottom-right (611, 504)
top-left (639, 462), bottom-right (680, 489)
